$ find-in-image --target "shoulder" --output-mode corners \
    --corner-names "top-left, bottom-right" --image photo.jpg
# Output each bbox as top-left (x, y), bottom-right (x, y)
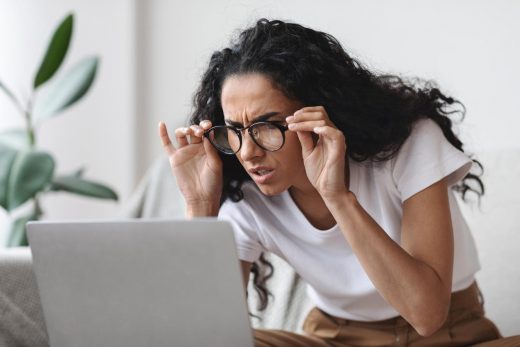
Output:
top-left (390, 118), bottom-right (472, 202)
top-left (392, 117), bottom-right (466, 165)
top-left (401, 118), bottom-right (446, 152)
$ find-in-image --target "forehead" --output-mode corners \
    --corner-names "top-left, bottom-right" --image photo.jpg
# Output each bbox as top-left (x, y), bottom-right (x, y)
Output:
top-left (220, 73), bottom-right (296, 122)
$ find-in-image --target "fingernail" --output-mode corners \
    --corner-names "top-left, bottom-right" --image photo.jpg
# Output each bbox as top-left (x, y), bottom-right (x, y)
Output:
top-left (288, 123), bottom-right (296, 129)
top-left (286, 116), bottom-right (294, 122)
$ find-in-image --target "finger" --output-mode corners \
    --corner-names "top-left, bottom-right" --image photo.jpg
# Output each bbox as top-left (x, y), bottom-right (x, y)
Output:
top-left (313, 126), bottom-right (346, 147)
top-left (199, 120), bottom-right (213, 130)
top-left (189, 125), bottom-right (204, 144)
top-left (287, 111), bottom-right (322, 122)
top-left (202, 136), bottom-right (220, 162)
top-left (293, 106), bottom-right (328, 117)
top-left (287, 111), bottom-right (327, 124)
top-left (158, 122), bottom-right (176, 155)
top-left (297, 105), bottom-right (327, 113)
top-left (174, 127), bottom-right (190, 147)
top-left (287, 120), bottom-right (330, 132)
top-left (296, 131), bottom-right (315, 157)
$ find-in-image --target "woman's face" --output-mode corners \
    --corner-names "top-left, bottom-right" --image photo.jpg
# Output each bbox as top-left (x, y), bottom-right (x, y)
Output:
top-left (220, 73), bottom-right (310, 196)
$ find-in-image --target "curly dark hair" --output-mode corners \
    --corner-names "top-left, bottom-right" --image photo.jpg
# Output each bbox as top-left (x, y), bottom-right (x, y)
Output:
top-left (189, 18), bottom-right (484, 312)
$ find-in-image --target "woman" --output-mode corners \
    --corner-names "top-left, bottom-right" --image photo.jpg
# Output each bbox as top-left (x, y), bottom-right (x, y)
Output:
top-left (158, 19), bottom-right (519, 346)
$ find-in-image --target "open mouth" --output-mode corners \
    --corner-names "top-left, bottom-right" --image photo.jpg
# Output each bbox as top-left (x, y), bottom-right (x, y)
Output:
top-left (249, 167), bottom-right (275, 183)
top-left (253, 169), bottom-right (274, 176)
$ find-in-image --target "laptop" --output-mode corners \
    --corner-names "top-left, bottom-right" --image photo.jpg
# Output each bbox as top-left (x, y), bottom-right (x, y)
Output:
top-left (27, 219), bottom-right (255, 347)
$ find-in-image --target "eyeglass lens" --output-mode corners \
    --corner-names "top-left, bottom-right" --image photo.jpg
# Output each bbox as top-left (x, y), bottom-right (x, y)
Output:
top-left (207, 123), bottom-right (285, 154)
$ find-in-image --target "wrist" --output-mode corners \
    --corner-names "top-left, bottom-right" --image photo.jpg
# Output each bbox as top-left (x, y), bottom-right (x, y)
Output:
top-left (323, 189), bottom-right (358, 213)
top-left (185, 201), bottom-right (220, 218)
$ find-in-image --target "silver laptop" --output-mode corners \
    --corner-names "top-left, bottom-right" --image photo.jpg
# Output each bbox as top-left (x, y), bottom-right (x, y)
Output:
top-left (27, 219), bottom-right (255, 347)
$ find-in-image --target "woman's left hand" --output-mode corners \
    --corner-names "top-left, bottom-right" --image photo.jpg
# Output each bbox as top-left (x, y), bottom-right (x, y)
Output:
top-left (286, 106), bottom-right (349, 201)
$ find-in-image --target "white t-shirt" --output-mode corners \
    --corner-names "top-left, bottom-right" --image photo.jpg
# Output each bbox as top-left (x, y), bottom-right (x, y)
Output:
top-left (218, 118), bottom-right (480, 321)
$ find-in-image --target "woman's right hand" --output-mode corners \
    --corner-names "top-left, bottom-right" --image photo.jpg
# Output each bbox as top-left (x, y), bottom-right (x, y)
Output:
top-left (158, 120), bottom-right (223, 216)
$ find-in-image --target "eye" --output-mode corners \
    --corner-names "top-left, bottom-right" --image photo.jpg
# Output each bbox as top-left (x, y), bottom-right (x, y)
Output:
top-left (251, 127), bottom-right (260, 138)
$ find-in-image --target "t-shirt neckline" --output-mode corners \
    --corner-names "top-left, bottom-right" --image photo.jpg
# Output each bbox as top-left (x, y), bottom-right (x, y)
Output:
top-left (281, 189), bottom-right (340, 237)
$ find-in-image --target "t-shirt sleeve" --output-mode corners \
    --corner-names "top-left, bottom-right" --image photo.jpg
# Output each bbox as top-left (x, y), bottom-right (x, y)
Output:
top-left (392, 118), bottom-right (473, 202)
top-left (218, 198), bottom-right (265, 263)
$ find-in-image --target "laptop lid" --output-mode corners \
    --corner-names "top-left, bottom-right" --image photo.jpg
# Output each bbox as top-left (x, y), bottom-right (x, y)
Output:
top-left (27, 219), bottom-right (254, 347)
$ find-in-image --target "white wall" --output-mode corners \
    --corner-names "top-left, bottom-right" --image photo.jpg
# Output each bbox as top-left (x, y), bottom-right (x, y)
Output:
top-left (0, 0), bottom-right (136, 233)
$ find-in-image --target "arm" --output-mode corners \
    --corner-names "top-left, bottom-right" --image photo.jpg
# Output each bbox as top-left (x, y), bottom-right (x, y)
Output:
top-left (287, 107), bottom-right (454, 336)
top-left (160, 121), bottom-right (253, 298)
top-left (158, 121), bottom-right (223, 219)
top-left (326, 178), bottom-right (453, 336)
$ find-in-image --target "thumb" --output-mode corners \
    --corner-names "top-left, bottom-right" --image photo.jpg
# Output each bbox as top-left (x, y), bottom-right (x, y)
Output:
top-left (296, 131), bottom-right (315, 157)
top-left (203, 136), bottom-right (222, 167)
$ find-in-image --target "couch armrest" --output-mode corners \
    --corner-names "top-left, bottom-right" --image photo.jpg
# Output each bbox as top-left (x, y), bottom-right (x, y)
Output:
top-left (0, 248), bottom-right (48, 347)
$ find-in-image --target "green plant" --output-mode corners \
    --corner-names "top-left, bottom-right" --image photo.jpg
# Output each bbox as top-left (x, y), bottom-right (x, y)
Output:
top-left (0, 13), bottom-right (118, 247)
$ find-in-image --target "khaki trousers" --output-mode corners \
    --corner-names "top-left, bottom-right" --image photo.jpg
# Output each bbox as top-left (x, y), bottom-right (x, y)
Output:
top-left (254, 282), bottom-right (520, 346)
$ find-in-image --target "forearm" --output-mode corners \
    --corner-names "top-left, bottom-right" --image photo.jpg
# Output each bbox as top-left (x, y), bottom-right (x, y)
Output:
top-left (326, 192), bottom-right (450, 335)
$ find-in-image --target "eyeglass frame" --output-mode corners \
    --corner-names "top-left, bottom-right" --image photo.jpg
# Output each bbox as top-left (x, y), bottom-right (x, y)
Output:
top-left (203, 120), bottom-right (290, 155)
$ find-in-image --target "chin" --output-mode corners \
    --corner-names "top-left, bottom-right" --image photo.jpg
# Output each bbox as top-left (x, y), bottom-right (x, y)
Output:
top-left (255, 182), bottom-right (287, 196)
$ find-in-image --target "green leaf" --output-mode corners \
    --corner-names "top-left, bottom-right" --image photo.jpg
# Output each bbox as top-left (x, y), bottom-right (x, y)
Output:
top-left (51, 175), bottom-right (118, 201)
top-left (33, 13), bottom-right (74, 89)
top-left (0, 129), bottom-right (30, 149)
top-left (32, 56), bottom-right (99, 122)
top-left (48, 167), bottom-right (84, 192)
top-left (6, 209), bottom-right (38, 247)
top-left (0, 144), bottom-right (18, 210)
top-left (7, 150), bottom-right (55, 211)
top-left (48, 168), bottom-right (83, 191)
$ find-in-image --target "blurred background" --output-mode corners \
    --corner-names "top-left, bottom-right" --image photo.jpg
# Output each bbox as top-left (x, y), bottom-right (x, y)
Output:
top-left (1, 0), bottom-right (519, 335)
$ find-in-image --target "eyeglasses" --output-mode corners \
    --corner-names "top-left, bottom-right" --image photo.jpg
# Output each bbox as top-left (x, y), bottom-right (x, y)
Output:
top-left (204, 121), bottom-right (289, 155)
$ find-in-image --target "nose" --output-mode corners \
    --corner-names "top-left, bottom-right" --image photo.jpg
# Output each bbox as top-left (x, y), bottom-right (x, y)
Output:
top-left (239, 131), bottom-right (264, 161)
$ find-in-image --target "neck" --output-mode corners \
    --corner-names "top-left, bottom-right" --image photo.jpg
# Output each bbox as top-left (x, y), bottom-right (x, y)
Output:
top-left (288, 183), bottom-right (322, 207)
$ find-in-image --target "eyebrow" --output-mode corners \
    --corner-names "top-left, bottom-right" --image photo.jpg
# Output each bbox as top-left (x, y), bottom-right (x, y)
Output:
top-left (225, 112), bottom-right (282, 127)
